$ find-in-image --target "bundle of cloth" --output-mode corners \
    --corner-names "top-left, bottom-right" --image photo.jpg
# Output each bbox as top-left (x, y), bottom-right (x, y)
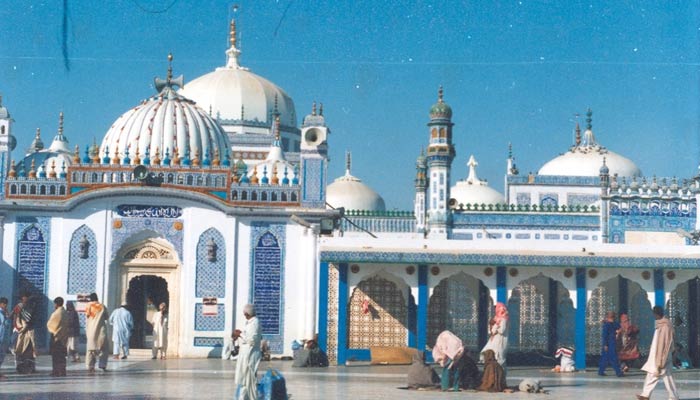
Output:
top-left (406, 351), bottom-right (439, 389)
top-left (552, 346), bottom-right (575, 372)
top-left (478, 349), bottom-right (507, 392)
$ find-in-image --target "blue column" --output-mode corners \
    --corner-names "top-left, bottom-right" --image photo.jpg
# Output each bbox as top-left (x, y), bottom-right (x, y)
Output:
top-left (575, 267), bottom-right (587, 370)
top-left (337, 263), bottom-right (349, 365)
top-left (408, 294), bottom-right (417, 348)
top-left (318, 261), bottom-right (329, 353)
top-left (496, 266), bottom-right (507, 304)
top-left (653, 269), bottom-right (665, 308)
top-left (417, 265), bottom-right (428, 352)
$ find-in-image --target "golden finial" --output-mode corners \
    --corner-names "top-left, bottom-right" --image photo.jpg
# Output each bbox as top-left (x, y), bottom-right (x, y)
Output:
top-left (73, 144), bottom-right (81, 164)
top-left (8, 160), bottom-right (16, 178)
top-left (153, 147), bottom-right (161, 165)
top-left (112, 147), bottom-right (121, 165)
top-left (229, 18), bottom-right (237, 48)
top-left (48, 160), bottom-right (57, 178)
top-left (231, 163), bottom-right (239, 183)
top-left (213, 148), bottom-right (220, 167)
top-left (271, 164), bottom-right (279, 185)
top-left (192, 149), bottom-right (200, 167)
top-left (172, 146), bottom-right (181, 166)
top-left (274, 115), bottom-right (281, 141)
top-left (250, 166), bottom-right (259, 184)
top-left (28, 159), bottom-right (36, 179)
top-left (438, 85), bottom-right (444, 103)
top-left (133, 147), bottom-right (141, 165)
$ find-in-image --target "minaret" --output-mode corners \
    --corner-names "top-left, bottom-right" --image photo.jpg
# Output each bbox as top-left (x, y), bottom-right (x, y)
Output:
top-left (0, 95), bottom-right (16, 199)
top-left (300, 102), bottom-right (330, 208)
top-left (414, 149), bottom-right (427, 234)
top-left (425, 86), bottom-right (455, 238)
top-left (599, 157), bottom-right (610, 243)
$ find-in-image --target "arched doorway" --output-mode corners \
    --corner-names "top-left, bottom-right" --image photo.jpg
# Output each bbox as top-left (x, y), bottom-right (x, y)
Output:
top-left (116, 238), bottom-right (180, 357)
top-left (126, 275), bottom-right (169, 349)
top-left (667, 276), bottom-right (700, 367)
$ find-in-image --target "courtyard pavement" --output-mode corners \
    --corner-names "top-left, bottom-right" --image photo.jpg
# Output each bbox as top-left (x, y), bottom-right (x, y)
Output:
top-left (0, 353), bottom-right (698, 400)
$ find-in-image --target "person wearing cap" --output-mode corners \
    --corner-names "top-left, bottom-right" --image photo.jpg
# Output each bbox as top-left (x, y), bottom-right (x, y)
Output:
top-left (234, 304), bottom-right (262, 400)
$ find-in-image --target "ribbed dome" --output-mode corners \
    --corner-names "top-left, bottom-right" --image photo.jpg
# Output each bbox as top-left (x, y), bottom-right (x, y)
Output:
top-left (327, 154), bottom-right (385, 212)
top-left (450, 155), bottom-right (505, 206)
top-left (101, 67), bottom-right (231, 164)
top-left (429, 86), bottom-right (452, 119)
top-left (538, 112), bottom-right (641, 177)
top-left (178, 21), bottom-right (296, 132)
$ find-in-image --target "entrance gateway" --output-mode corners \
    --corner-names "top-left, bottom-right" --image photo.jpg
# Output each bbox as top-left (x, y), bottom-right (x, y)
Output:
top-left (116, 238), bottom-right (180, 357)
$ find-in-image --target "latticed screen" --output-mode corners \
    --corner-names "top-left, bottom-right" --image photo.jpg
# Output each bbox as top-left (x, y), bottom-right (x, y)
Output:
top-left (348, 276), bottom-right (408, 349)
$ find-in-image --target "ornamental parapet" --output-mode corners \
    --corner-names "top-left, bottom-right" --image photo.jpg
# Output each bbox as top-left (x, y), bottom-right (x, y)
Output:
top-left (341, 210), bottom-right (416, 233)
top-left (5, 163), bottom-right (300, 206)
top-left (605, 175), bottom-right (699, 200)
top-left (452, 203), bottom-right (599, 213)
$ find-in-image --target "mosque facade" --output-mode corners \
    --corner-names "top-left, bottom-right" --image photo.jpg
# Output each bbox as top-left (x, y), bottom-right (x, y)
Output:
top-left (1, 18), bottom-right (699, 369)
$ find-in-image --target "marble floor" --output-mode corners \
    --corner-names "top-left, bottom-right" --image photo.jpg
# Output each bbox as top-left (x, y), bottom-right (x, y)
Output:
top-left (0, 354), bottom-right (698, 400)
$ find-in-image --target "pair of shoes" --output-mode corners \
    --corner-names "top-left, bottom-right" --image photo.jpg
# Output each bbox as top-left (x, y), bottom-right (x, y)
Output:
top-left (635, 395), bottom-right (649, 400)
top-left (151, 356), bottom-right (157, 360)
top-left (121, 356), bottom-right (127, 360)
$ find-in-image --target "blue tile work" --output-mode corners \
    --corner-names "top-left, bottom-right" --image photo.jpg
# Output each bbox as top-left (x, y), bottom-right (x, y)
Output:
top-left (301, 158), bottom-right (325, 208)
top-left (111, 216), bottom-right (183, 257)
top-left (194, 303), bottom-right (226, 331)
top-left (608, 214), bottom-right (695, 244)
top-left (194, 337), bottom-right (224, 347)
top-left (14, 218), bottom-right (51, 345)
top-left (250, 222), bottom-right (286, 354)
top-left (452, 212), bottom-right (599, 231)
top-left (508, 175), bottom-right (600, 186)
top-left (195, 228), bottom-right (226, 298)
top-left (568, 194), bottom-right (599, 206)
top-left (516, 193), bottom-right (531, 206)
top-left (67, 225), bottom-right (97, 294)
top-left (539, 193), bottom-right (559, 207)
top-left (0, 152), bottom-right (6, 198)
top-left (319, 250), bottom-right (700, 269)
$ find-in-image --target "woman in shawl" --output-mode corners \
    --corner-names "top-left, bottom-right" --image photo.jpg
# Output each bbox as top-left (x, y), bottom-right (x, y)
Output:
top-left (480, 302), bottom-right (509, 366)
top-left (478, 349), bottom-right (507, 392)
top-left (12, 292), bottom-right (35, 374)
top-left (432, 330), bottom-right (464, 392)
top-left (406, 351), bottom-right (438, 389)
top-left (616, 313), bottom-right (640, 372)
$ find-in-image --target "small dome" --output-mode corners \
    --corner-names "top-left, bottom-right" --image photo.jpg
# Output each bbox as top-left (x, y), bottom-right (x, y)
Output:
top-left (327, 153), bottom-right (385, 212)
top-left (0, 95), bottom-right (10, 119)
top-left (429, 86), bottom-right (452, 119)
top-left (450, 155), bottom-right (505, 206)
top-left (101, 57), bottom-right (231, 164)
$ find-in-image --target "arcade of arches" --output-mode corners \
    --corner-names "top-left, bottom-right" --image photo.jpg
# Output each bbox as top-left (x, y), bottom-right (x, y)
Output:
top-left (324, 264), bottom-right (700, 368)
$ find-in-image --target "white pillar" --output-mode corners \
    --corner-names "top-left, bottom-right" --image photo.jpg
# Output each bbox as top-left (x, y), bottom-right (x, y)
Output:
top-left (303, 225), bottom-right (319, 339)
top-left (569, 289), bottom-right (577, 309)
top-left (646, 291), bottom-right (656, 309)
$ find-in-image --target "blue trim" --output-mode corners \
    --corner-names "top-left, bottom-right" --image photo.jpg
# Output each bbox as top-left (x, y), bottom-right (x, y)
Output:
top-left (496, 266), bottom-right (507, 304)
top-left (337, 263), bottom-right (349, 365)
top-left (345, 348), bottom-right (371, 361)
top-left (318, 262), bottom-right (329, 353)
top-left (575, 268), bottom-right (587, 370)
top-left (417, 265), bottom-right (428, 352)
top-left (653, 269), bottom-right (664, 307)
top-left (319, 250), bottom-right (700, 269)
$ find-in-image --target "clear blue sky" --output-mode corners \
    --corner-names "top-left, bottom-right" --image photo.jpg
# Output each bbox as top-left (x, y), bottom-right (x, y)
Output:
top-left (1, 1), bottom-right (699, 210)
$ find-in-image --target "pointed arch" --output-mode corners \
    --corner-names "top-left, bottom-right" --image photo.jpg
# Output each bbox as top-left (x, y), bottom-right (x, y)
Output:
top-left (67, 225), bottom-right (98, 294)
top-left (195, 228), bottom-right (226, 297)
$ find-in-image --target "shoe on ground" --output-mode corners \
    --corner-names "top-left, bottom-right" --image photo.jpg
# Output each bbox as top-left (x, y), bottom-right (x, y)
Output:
top-left (635, 395), bottom-right (649, 400)
top-left (121, 356), bottom-right (127, 360)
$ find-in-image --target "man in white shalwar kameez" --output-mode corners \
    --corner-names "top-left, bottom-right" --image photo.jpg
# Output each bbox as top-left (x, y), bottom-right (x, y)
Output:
top-left (109, 304), bottom-right (133, 360)
top-left (636, 306), bottom-right (679, 400)
top-left (234, 304), bottom-right (262, 400)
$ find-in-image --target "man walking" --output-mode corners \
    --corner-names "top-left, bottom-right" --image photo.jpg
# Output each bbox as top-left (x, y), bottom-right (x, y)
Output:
top-left (109, 304), bottom-right (133, 360)
top-left (85, 293), bottom-right (109, 372)
top-left (46, 297), bottom-right (69, 377)
top-left (234, 304), bottom-right (262, 400)
top-left (0, 297), bottom-right (10, 379)
top-left (598, 311), bottom-right (623, 377)
top-left (636, 306), bottom-right (679, 400)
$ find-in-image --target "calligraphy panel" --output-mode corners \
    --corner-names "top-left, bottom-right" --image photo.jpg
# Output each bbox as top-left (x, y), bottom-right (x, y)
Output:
top-left (116, 205), bottom-right (182, 218)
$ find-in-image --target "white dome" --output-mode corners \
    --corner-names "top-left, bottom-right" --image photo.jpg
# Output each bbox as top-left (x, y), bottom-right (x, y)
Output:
top-left (450, 155), bottom-right (505, 206)
top-left (178, 32), bottom-right (297, 132)
top-left (327, 159), bottom-right (385, 212)
top-left (538, 126), bottom-right (641, 177)
top-left (101, 78), bottom-right (231, 164)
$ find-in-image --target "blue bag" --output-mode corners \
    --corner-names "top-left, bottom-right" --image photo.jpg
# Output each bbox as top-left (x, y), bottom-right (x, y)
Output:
top-left (257, 368), bottom-right (288, 400)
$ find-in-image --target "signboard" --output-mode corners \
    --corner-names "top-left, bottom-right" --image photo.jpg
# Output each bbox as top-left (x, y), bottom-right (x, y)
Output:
top-left (76, 294), bottom-right (90, 313)
top-left (202, 297), bottom-right (218, 316)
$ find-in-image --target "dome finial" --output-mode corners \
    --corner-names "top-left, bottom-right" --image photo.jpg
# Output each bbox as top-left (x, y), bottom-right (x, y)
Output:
top-left (466, 155), bottom-right (479, 183)
top-left (575, 120), bottom-right (581, 146)
top-left (345, 150), bottom-right (352, 175)
top-left (229, 18), bottom-right (237, 49)
top-left (58, 112), bottom-right (64, 136)
top-left (438, 85), bottom-right (444, 103)
top-left (273, 94), bottom-right (279, 117)
top-left (167, 53), bottom-right (173, 82)
top-left (508, 142), bottom-right (513, 159)
top-left (312, 101), bottom-right (317, 116)
top-left (319, 102), bottom-right (324, 116)
top-left (586, 108), bottom-right (593, 130)
top-left (274, 115), bottom-right (281, 141)
top-left (225, 11), bottom-right (242, 68)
